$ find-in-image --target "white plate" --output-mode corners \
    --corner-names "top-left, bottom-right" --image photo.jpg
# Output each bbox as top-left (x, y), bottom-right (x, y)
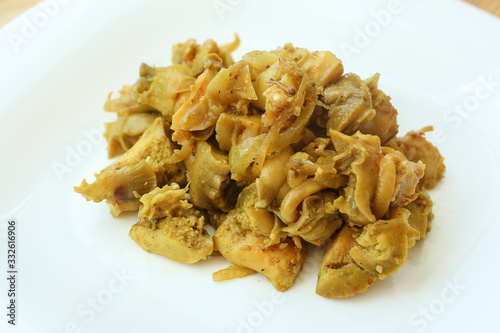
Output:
top-left (1, 0), bottom-right (500, 332)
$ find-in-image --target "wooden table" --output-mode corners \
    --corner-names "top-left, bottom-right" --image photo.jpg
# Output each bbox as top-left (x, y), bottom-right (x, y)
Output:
top-left (1, 0), bottom-right (499, 27)
top-left (464, 0), bottom-right (500, 16)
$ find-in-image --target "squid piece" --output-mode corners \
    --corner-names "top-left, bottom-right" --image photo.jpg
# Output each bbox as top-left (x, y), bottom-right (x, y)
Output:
top-left (103, 84), bottom-right (155, 116)
top-left (251, 57), bottom-right (317, 176)
top-left (214, 221), bottom-right (305, 291)
top-left (229, 136), bottom-right (293, 191)
top-left (252, 57), bottom-right (315, 129)
top-left (241, 50), bottom-right (279, 78)
top-left (228, 133), bottom-right (267, 185)
top-left (317, 208), bottom-right (419, 298)
top-left (254, 146), bottom-right (294, 209)
top-left (171, 37), bottom-right (237, 76)
top-left (184, 141), bottom-right (237, 212)
top-left (278, 151), bottom-right (346, 245)
top-left (297, 50), bottom-right (344, 88)
top-left (272, 43), bottom-right (344, 88)
top-left (104, 112), bottom-right (161, 158)
top-left (279, 179), bottom-right (331, 224)
top-left (74, 160), bottom-right (157, 217)
top-left (270, 43), bottom-right (309, 65)
top-left (215, 113), bottom-right (267, 152)
top-left (391, 127), bottom-right (446, 190)
top-left (171, 54), bottom-right (223, 143)
top-left (316, 224), bottom-right (377, 298)
top-left (372, 151), bottom-right (398, 220)
top-left (231, 52), bottom-right (318, 182)
top-left (358, 73), bottom-right (399, 144)
top-left (322, 73), bottom-right (376, 136)
top-left (281, 190), bottom-right (343, 246)
top-left (330, 130), bottom-right (424, 225)
top-left (103, 64), bottom-right (160, 117)
top-left (226, 183), bottom-right (280, 238)
top-left (386, 149), bottom-right (425, 208)
top-left (372, 147), bottom-right (425, 219)
top-left (349, 208), bottom-right (420, 279)
top-left (102, 64), bottom-right (164, 157)
top-left (286, 137), bottom-right (346, 189)
top-left (406, 191), bottom-right (434, 240)
top-left (273, 139), bottom-right (346, 244)
top-left (74, 118), bottom-right (186, 216)
top-left (129, 184), bottom-right (213, 264)
top-left (170, 56), bottom-right (259, 146)
top-left (204, 60), bottom-right (258, 117)
top-left (138, 65), bottom-right (195, 122)
top-left (329, 130), bottom-right (382, 225)
top-left (213, 185), bottom-right (306, 292)
top-left (108, 117), bottom-right (187, 186)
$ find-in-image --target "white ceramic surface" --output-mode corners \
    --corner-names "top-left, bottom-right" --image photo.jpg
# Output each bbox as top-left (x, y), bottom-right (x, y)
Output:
top-left (1, 1), bottom-right (499, 332)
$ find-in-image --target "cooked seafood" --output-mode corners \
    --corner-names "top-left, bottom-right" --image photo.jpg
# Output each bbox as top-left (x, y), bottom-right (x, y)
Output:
top-left (75, 36), bottom-right (445, 298)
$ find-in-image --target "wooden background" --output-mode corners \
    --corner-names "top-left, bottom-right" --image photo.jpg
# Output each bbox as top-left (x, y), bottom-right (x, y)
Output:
top-left (0, 0), bottom-right (499, 27)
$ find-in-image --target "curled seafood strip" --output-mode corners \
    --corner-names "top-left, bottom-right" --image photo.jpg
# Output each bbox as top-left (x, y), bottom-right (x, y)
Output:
top-left (390, 126), bottom-right (445, 190)
top-left (171, 53), bottom-right (223, 143)
top-left (317, 208), bottom-right (419, 298)
top-left (330, 130), bottom-right (382, 225)
top-left (184, 141), bottom-right (237, 212)
top-left (250, 57), bottom-right (317, 179)
top-left (75, 118), bottom-right (185, 216)
top-left (373, 153), bottom-right (397, 219)
top-left (330, 130), bottom-right (424, 225)
top-left (281, 190), bottom-right (343, 246)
